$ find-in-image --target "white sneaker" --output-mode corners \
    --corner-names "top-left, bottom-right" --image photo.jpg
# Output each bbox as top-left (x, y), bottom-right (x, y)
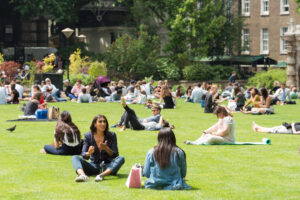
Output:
top-left (94, 174), bottom-right (104, 182)
top-left (75, 174), bottom-right (89, 182)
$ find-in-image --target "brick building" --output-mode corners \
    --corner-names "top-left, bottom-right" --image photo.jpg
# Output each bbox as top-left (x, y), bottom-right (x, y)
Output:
top-left (240, 0), bottom-right (300, 63)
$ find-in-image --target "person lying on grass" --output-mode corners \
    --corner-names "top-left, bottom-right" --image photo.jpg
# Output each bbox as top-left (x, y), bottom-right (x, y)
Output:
top-left (40, 111), bottom-right (82, 155)
top-left (72, 115), bottom-right (125, 182)
top-left (118, 97), bottom-right (174, 131)
top-left (184, 106), bottom-right (235, 145)
top-left (143, 128), bottom-right (190, 190)
top-left (252, 121), bottom-right (300, 134)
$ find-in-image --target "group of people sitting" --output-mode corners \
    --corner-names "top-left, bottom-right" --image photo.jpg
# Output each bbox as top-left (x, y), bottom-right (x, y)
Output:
top-left (39, 109), bottom-right (189, 190)
top-left (184, 80), bottom-right (298, 115)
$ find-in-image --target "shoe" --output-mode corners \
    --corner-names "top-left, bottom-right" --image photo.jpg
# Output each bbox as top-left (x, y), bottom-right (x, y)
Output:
top-left (75, 174), bottom-right (89, 182)
top-left (111, 124), bottom-right (118, 128)
top-left (95, 174), bottom-right (104, 182)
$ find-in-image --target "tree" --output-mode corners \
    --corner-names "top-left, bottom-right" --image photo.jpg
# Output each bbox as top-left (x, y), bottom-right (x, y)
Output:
top-left (104, 25), bottom-right (160, 80)
top-left (10, 0), bottom-right (96, 23)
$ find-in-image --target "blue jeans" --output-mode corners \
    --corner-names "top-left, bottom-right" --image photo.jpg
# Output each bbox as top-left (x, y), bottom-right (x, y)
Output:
top-left (44, 144), bottom-right (81, 155)
top-left (51, 89), bottom-right (67, 102)
top-left (68, 94), bottom-right (77, 100)
top-left (72, 155), bottom-right (125, 176)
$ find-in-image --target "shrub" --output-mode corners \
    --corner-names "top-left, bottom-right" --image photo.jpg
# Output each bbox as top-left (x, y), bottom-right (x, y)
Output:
top-left (247, 69), bottom-right (287, 89)
top-left (42, 53), bottom-right (55, 72)
top-left (0, 61), bottom-right (20, 81)
top-left (69, 74), bottom-right (94, 86)
top-left (88, 61), bottom-right (107, 79)
top-left (155, 58), bottom-right (181, 81)
top-left (0, 53), bottom-right (4, 65)
top-left (183, 63), bottom-right (236, 81)
top-left (69, 49), bottom-right (91, 75)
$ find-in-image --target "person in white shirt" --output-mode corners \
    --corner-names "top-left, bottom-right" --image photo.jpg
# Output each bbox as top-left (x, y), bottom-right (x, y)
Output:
top-left (42, 78), bottom-right (57, 92)
top-left (15, 80), bottom-right (24, 99)
top-left (77, 88), bottom-right (92, 103)
top-left (273, 83), bottom-right (291, 104)
top-left (190, 83), bottom-right (206, 103)
top-left (144, 80), bottom-right (154, 96)
top-left (184, 106), bottom-right (235, 145)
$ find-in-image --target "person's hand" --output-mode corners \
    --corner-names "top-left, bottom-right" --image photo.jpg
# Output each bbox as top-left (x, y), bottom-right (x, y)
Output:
top-left (87, 146), bottom-right (95, 155)
top-left (99, 140), bottom-right (108, 151)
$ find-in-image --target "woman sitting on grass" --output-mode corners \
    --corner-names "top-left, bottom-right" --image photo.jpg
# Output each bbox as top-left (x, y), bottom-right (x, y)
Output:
top-left (24, 92), bottom-right (42, 116)
top-left (7, 84), bottom-right (19, 104)
top-left (143, 128), bottom-right (190, 190)
top-left (184, 106), bottom-right (235, 145)
top-left (72, 115), bottom-right (125, 182)
top-left (242, 87), bottom-right (273, 114)
top-left (227, 86), bottom-right (245, 111)
top-left (242, 87), bottom-right (260, 111)
top-left (252, 121), bottom-right (300, 134)
top-left (119, 97), bottom-right (174, 131)
top-left (155, 85), bottom-right (175, 109)
top-left (41, 111), bottom-right (82, 155)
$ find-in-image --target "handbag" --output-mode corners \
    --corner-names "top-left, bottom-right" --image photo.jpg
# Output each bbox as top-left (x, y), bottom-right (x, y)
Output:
top-left (48, 106), bottom-right (60, 120)
top-left (125, 164), bottom-right (142, 188)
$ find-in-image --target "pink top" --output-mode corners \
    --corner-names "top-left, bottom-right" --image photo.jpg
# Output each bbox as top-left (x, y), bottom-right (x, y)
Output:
top-left (71, 84), bottom-right (84, 96)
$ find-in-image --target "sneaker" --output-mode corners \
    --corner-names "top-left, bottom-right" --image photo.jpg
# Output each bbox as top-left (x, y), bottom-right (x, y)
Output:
top-left (95, 174), bottom-right (104, 182)
top-left (75, 174), bottom-right (89, 182)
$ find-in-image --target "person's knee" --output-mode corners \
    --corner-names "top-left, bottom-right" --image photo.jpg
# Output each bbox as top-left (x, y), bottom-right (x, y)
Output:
top-left (72, 155), bottom-right (81, 162)
top-left (117, 156), bottom-right (125, 165)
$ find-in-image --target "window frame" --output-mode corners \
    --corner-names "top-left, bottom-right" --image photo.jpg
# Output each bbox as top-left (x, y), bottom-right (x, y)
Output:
top-left (242, 0), bottom-right (250, 16)
top-left (261, 28), bottom-right (269, 55)
top-left (241, 29), bottom-right (250, 55)
top-left (261, 0), bottom-right (269, 16)
top-left (280, 0), bottom-right (289, 15)
top-left (280, 27), bottom-right (288, 54)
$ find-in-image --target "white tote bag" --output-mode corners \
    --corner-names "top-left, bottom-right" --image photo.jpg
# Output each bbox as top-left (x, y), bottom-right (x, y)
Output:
top-left (125, 164), bottom-right (142, 188)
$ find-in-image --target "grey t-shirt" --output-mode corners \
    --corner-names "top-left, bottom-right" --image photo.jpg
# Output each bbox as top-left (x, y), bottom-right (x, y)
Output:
top-left (24, 101), bottom-right (38, 116)
top-left (140, 114), bottom-right (161, 123)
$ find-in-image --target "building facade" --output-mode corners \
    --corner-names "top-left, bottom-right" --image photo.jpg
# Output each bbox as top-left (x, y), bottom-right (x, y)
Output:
top-left (240, 0), bottom-right (300, 62)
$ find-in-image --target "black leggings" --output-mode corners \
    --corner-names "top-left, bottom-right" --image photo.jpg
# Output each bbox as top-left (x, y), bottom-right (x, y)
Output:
top-left (119, 105), bottom-right (145, 130)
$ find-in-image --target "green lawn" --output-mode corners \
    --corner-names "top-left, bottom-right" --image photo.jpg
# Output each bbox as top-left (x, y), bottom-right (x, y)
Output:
top-left (0, 99), bottom-right (300, 200)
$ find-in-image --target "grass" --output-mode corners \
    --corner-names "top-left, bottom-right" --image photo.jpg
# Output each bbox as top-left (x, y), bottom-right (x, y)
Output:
top-left (0, 99), bottom-right (300, 200)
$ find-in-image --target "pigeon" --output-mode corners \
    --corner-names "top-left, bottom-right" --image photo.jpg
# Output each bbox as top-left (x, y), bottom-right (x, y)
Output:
top-left (6, 125), bottom-right (16, 132)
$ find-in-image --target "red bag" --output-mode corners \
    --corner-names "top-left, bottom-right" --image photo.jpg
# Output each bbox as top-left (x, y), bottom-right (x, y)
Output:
top-left (125, 164), bottom-right (142, 188)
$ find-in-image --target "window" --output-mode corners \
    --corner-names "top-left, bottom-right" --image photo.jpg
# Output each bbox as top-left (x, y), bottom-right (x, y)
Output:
top-left (242, 29), bottom-right (250, 54)
top-left (281, 0), bottom-right (289, 14)
top-left (242, 0), bottom-right (250, 16)
top-left (280, 27), bottom-right (288, 54)
top-left (261, 0), bottom-right (269, 15)
top-left (261, 28), bottom-right (269, 54)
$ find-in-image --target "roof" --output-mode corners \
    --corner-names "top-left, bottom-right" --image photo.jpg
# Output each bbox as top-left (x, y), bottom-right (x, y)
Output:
top-left (196, 55), bottom-right (277, 65)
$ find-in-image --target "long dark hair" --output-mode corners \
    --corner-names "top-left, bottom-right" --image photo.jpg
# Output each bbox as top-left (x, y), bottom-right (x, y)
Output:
top-left (90, 115), bottom-right (110, 138)
top-left (233, 86), bottom-right (241, 96)
top-left (55, 111), bottom-right (81, 144)
top-left (260, 87), bottom-right (269, 100)
top-left (153, 128), bottom-right (185, 169)
top-left (251, 88), bottom-right (259, 98)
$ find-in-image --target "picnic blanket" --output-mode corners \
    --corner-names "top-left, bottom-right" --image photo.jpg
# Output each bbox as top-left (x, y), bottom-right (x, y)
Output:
top-left (201, 138), bottom-right (271, 145)
top-left (7, 115), bottom-right (57, 122)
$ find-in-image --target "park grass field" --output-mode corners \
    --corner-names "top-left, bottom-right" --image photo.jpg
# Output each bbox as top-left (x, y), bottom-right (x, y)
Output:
top-left (0, 99), bottom-right (300, 200)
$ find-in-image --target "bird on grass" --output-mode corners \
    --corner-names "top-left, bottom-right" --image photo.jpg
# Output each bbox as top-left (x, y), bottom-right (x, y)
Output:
top-left (6, 125), bottom-right (16, 132)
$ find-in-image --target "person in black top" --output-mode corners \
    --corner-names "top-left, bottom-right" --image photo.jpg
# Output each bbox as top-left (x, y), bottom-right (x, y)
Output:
top-left (72, 115), bottom-right (125, 182)
top-left (156, 85), bottom-right (175, 109)
top-left (24, 92), bottom-right (42, 115)
top-left (270, 81), bottom-right (280, 95)
top-left (63, 80), bottom-right (74, 99)
top-left (204, 85), bottom-right (219, 113)
top-left (7, 84), bottom-right (19, 104)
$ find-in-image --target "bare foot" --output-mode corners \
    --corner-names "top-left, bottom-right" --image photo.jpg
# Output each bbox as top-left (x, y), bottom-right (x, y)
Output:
top-left (40, 149), bottom-right (46, 154)
top-left (120, 126), bottom-right (126, 132)
top-left (121, 97), bottom-right (126, 107)
top-left (252, 122), bottom-right (258, 132)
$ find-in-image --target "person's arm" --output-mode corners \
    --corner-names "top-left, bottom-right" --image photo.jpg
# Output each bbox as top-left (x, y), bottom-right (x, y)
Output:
top-left (81, 135), bottom-right (93, 159)
top-left (260, 97), bottom-right (272, 108)
top-left (292, 123), bottom-right (300, 134)
top-left (214, 124), bottom-right (230, 137)
top-left (77, 94), bottom-right (82, 103)
top-left (71, 86), bottom-right (76, 95)
top-left (177, 149), bottom-right (187, 178)
top-left (101, 133), bottom-right (119, 158)
top-left (88, 95), bottom-right (92, 103)
top-left (142, 150), bottom-right (152, 178)
top-left (287, 89), bottom-right (291, 101)
top-left (205, 122), bottom-right (219, 133)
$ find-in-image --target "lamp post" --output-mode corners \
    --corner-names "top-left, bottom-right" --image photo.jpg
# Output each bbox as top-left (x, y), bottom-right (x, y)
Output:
top-left (61, 28), bottom-right (74, 80)
top-left (77, 34), bottom-right (86, 42)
